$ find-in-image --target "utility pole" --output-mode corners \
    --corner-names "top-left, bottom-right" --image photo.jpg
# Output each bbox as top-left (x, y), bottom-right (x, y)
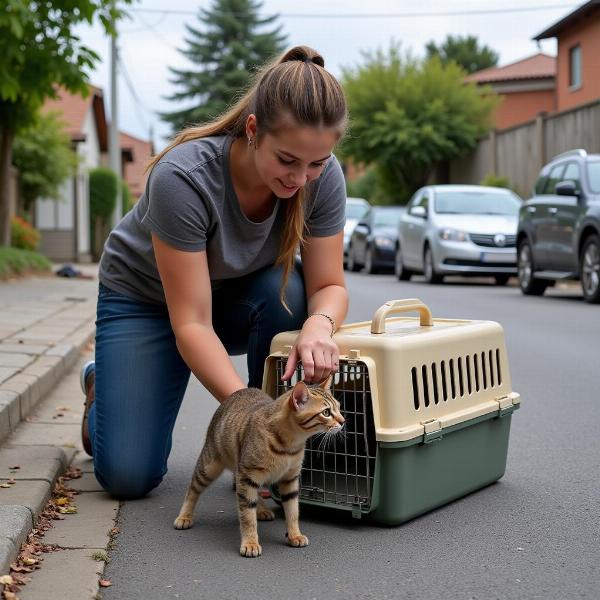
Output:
top-left (109, 0), bottom-right (122, 226)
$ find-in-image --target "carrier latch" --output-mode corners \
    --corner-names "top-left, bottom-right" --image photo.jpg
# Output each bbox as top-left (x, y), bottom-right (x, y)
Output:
top-left (421, 419), bottom-right (443, 444)
top-left (495, 393), bottom-right (520, 418)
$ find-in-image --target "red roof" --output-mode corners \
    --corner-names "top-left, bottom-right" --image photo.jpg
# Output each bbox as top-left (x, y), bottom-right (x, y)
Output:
top-left (534, 0), bottom-right (600, 40)
top-left (465, 53), bottom-right (556, 84)
top-left (42, 85), bottom-right (108, 151)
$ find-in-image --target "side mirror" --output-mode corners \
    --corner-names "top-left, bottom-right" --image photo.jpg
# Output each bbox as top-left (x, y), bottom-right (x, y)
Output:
top-left (555, 180), bottom-right (579, 197)
top-left (410, 205), bottom-right (427, 219)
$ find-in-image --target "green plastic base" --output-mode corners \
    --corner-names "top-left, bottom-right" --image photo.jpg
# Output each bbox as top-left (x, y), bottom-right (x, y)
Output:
top-left (368, 413), bottom-right (514, 525)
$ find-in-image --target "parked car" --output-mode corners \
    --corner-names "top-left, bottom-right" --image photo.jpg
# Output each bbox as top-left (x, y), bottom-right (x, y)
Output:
top-left (347, 205), bottom-right (406, 273)
top-left (517, 149), bottom-right (600, 303)
top-left (395, 185), bottom-right (521, 284)
top-left (343, 197), bottom-right (370, 267)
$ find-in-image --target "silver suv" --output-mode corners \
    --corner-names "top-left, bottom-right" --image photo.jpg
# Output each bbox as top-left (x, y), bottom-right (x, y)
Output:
top-left (517, 149), bottom-right (600, 303)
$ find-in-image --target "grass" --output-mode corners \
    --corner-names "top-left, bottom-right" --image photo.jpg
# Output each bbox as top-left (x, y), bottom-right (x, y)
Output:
top-left (0, 246), bottom-right (52, 279)
top-left (91, 550), bottom-right (108, 562)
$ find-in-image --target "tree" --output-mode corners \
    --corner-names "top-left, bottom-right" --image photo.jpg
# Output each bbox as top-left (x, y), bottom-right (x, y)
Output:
top-left (0, 0), bottom-right (133, 247)
top-left (12, 112), bottom-right (79, 212)
top-left (161, 0), bottom-right (286, 133)
top-left (341, 45), bottom-right (498, 203)
top-left (425, 35), bottom-right (499, 75)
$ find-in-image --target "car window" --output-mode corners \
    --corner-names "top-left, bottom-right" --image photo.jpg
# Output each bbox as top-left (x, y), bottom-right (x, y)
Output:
top-left (543, 164), bottom-right (566, 194)
top-left (561, 162), bottom-right (582, 192)
top-left (373, 209), bottom-right (405, 227)
top-left (587, 161), bottom-right (600, 193)
top-left (346, 203), bottom-right (369, 219)
top-left (417, 193), bottom-right (429, 209)
top-left (434, 190), bottom-right (520, 215)
top-left (534, 175), bottom-right (548, 194)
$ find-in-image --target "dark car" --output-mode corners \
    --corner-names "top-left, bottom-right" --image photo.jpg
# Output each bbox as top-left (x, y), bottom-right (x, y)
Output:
top-left (517, 149), bottom-right (600, 303)
top-left (347, 206), bottom-right (406, 273)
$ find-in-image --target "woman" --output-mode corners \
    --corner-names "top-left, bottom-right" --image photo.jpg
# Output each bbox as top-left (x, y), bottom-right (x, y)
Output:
top-left (80, 45), bottom-right (349, 499)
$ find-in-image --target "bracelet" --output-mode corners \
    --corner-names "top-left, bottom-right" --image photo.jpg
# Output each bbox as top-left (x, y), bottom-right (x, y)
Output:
top-left (306, 312), bottom-right (336, 337)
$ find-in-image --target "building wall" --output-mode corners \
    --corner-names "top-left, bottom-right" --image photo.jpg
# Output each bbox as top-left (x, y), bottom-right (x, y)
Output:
top-left (494, 89), bottom-right (555, 130)
top-left (556, 13), bottom-right (600, 111)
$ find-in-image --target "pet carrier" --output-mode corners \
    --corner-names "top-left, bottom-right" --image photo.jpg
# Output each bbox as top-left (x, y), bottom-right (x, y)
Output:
top-left (262, 299), bottom-right (520, 525)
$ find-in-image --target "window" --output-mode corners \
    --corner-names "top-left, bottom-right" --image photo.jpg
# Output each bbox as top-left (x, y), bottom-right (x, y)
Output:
top-left (587, 161), bottom-right (600, 193)
top-left (562, 163), bottom-right (582, 193)
top-left (569, 45), bottom-right (582, 89)
top-left (543, 164), bottom-right (566, 194)
top-left (534, 165), bottom-right (551, 194)
top-left (433, 190), bottom-right (520, 216)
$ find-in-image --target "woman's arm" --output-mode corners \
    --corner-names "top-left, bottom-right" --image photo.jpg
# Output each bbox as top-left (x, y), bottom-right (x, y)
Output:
top-left (152, 233), bottom-right (246, 403)
top-left (281, 231), bottom-right (348, 384)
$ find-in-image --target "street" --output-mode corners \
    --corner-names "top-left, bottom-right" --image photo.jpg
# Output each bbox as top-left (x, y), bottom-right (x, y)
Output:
top-left (102, 273), bottom-right (600, 600)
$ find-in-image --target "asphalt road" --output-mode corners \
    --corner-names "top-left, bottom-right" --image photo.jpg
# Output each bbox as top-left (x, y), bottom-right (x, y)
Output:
top-left (103, 273), bottom-right (599, 600)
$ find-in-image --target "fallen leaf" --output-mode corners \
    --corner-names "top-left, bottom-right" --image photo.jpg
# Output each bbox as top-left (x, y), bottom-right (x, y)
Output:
top-left (21, 558), bottom-right (37, 566)
top-left (98, 579), bottom-right (112, 587)
top-left (54, 497), bottom-right (70, 506)
top-left (0, 575), bottom-right (14, 585)
top-left (0, 483), bottom-right (12, 488)
top-left (3, 591), bottom-right (17, 599)
top-left (8, 466), bottom-right (20, 470)
top-left (57, 506), bottom-right (77, 514)
top-left (56, 406), bottom-right (70, 411)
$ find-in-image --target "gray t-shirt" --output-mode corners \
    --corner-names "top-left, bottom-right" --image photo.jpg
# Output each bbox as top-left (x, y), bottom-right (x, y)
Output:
top-left (99, 135), bottom-right (346, 304)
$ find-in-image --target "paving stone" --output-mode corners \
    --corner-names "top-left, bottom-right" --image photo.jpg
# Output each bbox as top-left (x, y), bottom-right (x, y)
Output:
top-left (0, 343), bottom-right (50, 355)
top-left (19, 548), bottom-right (106, 600)
top-left (71, 453), bottom-right (94, 474)
top-left (0, 480), bottom-right (51, 519)
top-left (0, 367), bottom-right (21, 385)
top-left (0, 537), bottom-right (18, 575)
top-left (69, 472), bottom-right (103, 493)
top-left (9, 422), bottom-right (82, 451)
top-left (0, 446), bottom-right (66, 482)
top-left (0, 354), bottom-right (34, 368)
top-left (43, 492), bottom-right (118, 548)
top-left (0, 505), bottom-right (33, 547)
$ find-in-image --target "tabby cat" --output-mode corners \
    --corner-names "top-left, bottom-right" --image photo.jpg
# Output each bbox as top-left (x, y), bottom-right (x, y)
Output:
top-left (174, 376), bottom-right (345, 557)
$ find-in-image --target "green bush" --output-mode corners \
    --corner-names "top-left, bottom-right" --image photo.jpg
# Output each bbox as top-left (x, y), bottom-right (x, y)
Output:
top-left (481, 172), bottom-right (511, 189)
top-left (0, 246), bottom-right (51, 279)
top-left (89, 168), bottom-right (118, 220)
top-left (11, 216), bottom-right (41, 251)
top-left (121, 180), bottom-right (134, 214)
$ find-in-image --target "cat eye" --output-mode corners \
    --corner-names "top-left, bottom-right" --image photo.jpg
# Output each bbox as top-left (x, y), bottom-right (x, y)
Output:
top-left (322, 408), bottom-right (331, 417)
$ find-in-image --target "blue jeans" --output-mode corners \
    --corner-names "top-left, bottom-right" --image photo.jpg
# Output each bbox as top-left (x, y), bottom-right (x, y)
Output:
top-left (88, 263), bottom-right (306, 499)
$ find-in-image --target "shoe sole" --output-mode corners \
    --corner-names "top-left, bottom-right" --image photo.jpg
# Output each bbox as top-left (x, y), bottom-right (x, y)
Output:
top-left (80, 360), bottom-right (95, 394)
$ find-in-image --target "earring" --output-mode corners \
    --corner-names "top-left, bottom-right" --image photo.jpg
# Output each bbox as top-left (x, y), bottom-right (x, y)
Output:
top-left (247, 137), bottom-right (255, 148)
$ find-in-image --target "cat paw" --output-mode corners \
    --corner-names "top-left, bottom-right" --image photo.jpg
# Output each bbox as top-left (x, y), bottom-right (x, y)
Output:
top-left (287, 534), bottom-right (309, 547)
top-left (257, 508), bottom-right (275, 521)
top-left (173, 515), bottom-right (194, 530)
top-left (240, 541), bottom-right (262, 557)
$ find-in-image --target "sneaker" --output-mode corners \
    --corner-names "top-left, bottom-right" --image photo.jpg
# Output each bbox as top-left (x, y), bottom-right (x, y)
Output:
top-left (80, 361), bottom-right (95, 456)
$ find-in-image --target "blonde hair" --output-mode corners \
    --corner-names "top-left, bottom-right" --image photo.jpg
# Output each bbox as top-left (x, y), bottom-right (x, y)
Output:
top-left (148, 45), bottom-right (348, 312)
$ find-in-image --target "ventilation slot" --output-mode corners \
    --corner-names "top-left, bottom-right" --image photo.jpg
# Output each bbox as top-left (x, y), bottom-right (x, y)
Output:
top-left (489, 350), bottom-right (495, 387)
top-left (496, 349), bottom-right (502, 385)
top-left (421, 365), bottom-right (430, 407)
top-left (431, 364), bottom-right (440, 404)
top-left (481, 351), bottom-right (487, 389)
top-left (473, 353), bottom-right (480, 392)
top-left (466, 355), bottom-right (473, 395)
top-left (411, 367), bottom-right (419, 409)
top-left (449, 359), bottom-right (456, 399)
top-left (457, 357), bottom-right (465, 397)
top-left (441, 360), bottom-right (448, 401)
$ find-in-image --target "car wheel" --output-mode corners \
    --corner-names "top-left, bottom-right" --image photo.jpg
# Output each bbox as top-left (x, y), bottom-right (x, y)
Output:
top-left (580, 234), bottom-right (600, 304)
top-left (364, 246), bottom-right (378, 274)
top-left (517, 240), bottom-right (548, 296)
top-left (494, 275), bottom-right (511, 286)
top-left (395, 244), bottom-right (412, 281)
top-left (347, 245), bottom-right (360, 272)
top-left (424, 245), bottom-right (443, 284)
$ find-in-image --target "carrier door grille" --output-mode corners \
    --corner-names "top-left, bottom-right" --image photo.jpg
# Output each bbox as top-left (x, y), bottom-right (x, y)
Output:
top-left (411, 348), bottom-right (503, 409)
top-left (274, 358), bottom-right (376, 511)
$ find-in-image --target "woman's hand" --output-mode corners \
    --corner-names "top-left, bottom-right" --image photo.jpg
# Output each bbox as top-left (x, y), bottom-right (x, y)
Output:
top-left (281, 315), bottom-right (339, 384)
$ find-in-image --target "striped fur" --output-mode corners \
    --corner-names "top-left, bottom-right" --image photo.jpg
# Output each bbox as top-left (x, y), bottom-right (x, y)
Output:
top-left (174, 377), bottom-right (344, 557)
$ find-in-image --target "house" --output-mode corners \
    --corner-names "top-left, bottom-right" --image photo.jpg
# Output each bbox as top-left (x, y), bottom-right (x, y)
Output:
top-left (533, 0), bottom-right (600, 112)
top-left (36, 85), bottom-right (108, 262)
top-left (35, 86), bottom-right (152, 262)
top-left (465, 53), bottom-right (556, 130)
top-left (119, 131), bottom-right (154, 200)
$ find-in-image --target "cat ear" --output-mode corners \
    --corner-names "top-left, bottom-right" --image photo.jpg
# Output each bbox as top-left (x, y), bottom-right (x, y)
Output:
top-left (289, 381), bottom-right (309, 411)
top-left (318, 374), bottom-right (333, 391)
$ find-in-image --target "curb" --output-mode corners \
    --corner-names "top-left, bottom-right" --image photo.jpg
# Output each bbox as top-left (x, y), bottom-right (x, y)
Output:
top-left (0, 322), bottom-right (95, 575)
top-left (0, 322), bottom-right (96, 445)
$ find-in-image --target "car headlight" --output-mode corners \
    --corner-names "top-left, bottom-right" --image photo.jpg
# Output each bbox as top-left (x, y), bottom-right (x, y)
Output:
top-left (374, 236), bottom-right (394, 248)
top-left (438, 228), bottom-right (469, 242)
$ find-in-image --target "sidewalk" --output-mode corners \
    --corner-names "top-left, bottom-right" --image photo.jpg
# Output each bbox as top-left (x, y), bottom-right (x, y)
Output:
top-left (0, 267), bottom-right (103, 597)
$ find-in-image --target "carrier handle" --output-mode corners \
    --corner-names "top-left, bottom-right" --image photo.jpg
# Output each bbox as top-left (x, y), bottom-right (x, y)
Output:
top-left (370, 298), bottom-right (433, 333)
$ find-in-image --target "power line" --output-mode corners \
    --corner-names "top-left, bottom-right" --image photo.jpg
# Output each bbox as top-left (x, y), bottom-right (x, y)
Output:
top-left (127, 3), bottom-right (578, 19)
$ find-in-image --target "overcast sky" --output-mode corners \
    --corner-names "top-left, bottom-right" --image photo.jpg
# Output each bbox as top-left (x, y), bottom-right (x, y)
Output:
top-left (75, 0), bottom-right (582, 151)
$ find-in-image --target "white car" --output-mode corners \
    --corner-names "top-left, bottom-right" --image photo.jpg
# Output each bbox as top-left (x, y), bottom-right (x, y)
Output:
top-left (344, 197), bottom-right (370, 266)
top-left (395, 185), bottom-right (522, 285)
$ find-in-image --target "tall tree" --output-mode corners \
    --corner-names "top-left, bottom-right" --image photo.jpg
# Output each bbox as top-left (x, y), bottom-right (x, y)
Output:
top-left (341, 45), bottom-right (498, 202)
top-left (161, 0), bottom-right (286, 133)
top-left (0, 0), bottom-right (133, 246)
top-left (425, 35), bottom-right (499, 74)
